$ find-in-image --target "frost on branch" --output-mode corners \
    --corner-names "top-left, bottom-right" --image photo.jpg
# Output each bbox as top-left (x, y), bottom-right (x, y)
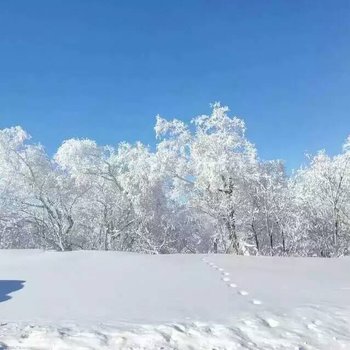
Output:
top-left (0, 105), bottom-right (349, 256)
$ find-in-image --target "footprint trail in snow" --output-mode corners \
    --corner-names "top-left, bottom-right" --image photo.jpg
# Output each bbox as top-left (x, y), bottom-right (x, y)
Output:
top-left (202, 256), bottom-right (263, 311)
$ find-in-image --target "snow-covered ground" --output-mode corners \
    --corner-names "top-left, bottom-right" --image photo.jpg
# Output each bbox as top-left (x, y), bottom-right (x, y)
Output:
top-left (0, 250), bottom-right (349, 349)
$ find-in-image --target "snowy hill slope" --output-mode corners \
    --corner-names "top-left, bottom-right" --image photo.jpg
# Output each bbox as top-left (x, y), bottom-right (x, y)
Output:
top-left (0, 250), bottom-right (349, 349)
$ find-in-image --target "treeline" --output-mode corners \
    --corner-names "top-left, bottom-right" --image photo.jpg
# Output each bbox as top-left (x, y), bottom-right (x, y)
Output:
top-left (0, 104), bottom-right (349, 256)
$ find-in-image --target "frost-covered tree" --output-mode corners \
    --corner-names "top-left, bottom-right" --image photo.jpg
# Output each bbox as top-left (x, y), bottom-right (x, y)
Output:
top-left (156, 103), bottom-right (258, 254)
top-left (0, 127), bottom-right (90, 250)
top-left (55, 139), bottom-right (191, 253)
top-left (0, 108), bottom-right (348, 256)
top-left (293, 138), bottom-right (350, 256)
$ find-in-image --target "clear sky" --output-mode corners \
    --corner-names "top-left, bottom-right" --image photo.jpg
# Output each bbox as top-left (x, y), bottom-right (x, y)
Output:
top-left (0, 0), bottom-right (349, 171)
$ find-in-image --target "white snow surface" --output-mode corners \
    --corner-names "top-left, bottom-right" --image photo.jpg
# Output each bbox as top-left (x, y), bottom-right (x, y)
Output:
top-left (0, 250), bottom-right (350, 349)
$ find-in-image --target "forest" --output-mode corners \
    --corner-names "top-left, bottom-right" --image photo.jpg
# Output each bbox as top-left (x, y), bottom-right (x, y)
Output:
top-left (0, 104), bottom-right (349, 256)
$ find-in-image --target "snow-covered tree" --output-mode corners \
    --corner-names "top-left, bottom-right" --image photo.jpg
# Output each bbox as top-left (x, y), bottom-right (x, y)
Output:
top-left (0, 110), bottom-right (348, 256)
top-left (293, 138), bottom-right (350, 256)
top-left (156, 103), bottom-right (258, 254)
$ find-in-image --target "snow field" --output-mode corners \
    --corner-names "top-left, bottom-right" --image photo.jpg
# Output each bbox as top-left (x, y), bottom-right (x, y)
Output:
top-left (0, 251), bottom-right (349, 349)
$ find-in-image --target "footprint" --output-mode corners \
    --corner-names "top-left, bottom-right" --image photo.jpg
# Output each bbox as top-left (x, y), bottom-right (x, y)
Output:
top-left (229, 283), bottom-right (237, 288)
top-left (307, 323), bottom-right (317, 330)
top-left (252, 299), bottom-right (262, 305)
top-left (222, 277), bottom-right (230, 282)
top-left (239, 290), bottom-right (248, 296)
top-left (264, 318), bottom-right (279, 328)
top-left (222, 272), bottom-right (230, 276)
top-left (218, 268), bottom-right (224, 272)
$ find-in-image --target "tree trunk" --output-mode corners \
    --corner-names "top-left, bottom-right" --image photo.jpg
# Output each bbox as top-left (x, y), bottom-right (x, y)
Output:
top-left (226, 210), bottom-right (239, 254)
top-left (251, 219), bottom-right (259, 252)
top-left (281, 229), bottom-right (286, 253)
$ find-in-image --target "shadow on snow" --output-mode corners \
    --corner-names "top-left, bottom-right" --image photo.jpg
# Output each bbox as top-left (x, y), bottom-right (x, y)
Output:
top-left (0, 280), bottom-right (25, 303)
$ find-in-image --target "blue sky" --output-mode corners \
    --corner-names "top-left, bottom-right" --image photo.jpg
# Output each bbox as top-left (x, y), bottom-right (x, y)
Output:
top-left (0, 0), bottom-right (349, 171)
